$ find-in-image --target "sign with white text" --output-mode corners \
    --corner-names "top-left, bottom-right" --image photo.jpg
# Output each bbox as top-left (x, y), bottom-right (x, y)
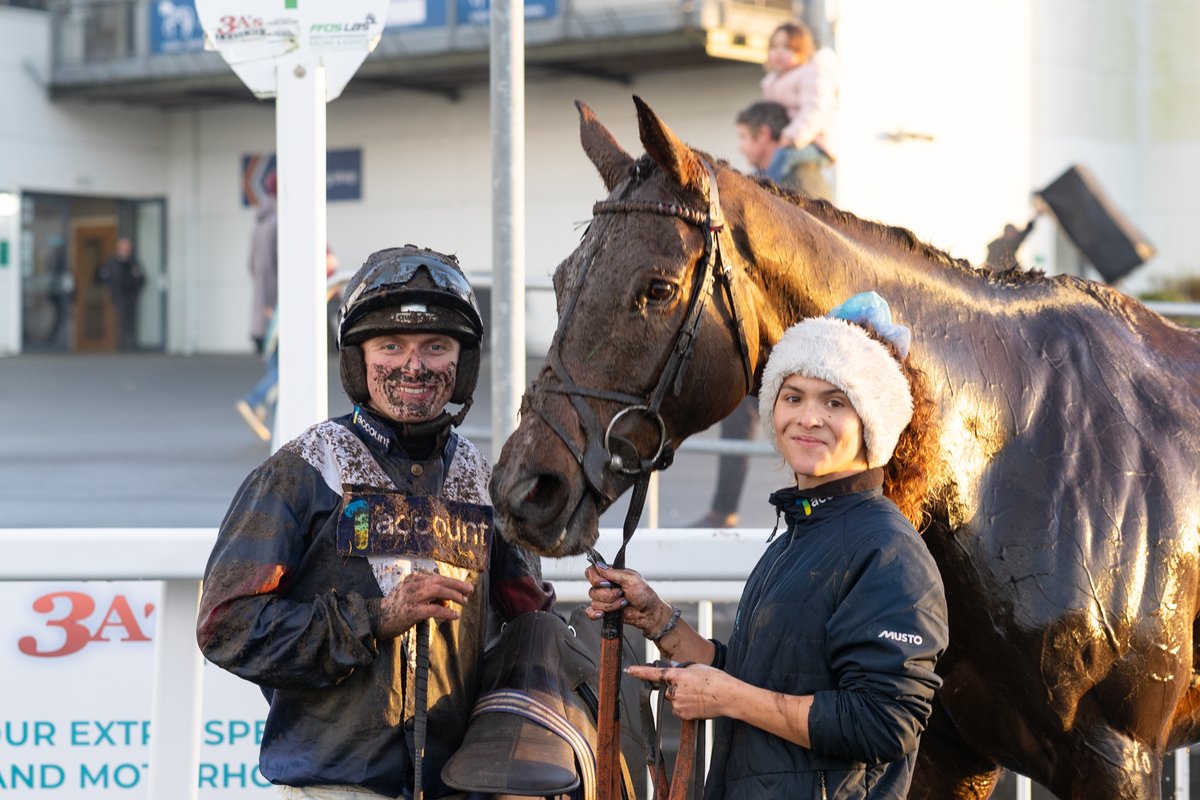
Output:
top-left (0, 582), bottom-right (269, 798)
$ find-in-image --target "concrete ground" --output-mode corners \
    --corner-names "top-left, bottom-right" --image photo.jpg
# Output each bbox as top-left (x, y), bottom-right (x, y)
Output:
top-left (0, 352), bottom-right (786, 530)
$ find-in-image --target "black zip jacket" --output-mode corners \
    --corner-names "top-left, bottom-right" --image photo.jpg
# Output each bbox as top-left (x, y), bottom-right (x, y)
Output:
top-left (197, 406), bottom-right (551, 797)
top-left (705, 470), bottom-right (949, 800)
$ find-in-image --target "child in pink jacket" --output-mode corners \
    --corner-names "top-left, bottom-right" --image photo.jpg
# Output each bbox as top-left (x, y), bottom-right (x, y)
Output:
top-left (760, 21), bottom-right (837, 194)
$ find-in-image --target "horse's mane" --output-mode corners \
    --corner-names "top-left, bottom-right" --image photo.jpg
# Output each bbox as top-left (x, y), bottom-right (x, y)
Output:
top-left (749, 173), bottom-right (1053, 288)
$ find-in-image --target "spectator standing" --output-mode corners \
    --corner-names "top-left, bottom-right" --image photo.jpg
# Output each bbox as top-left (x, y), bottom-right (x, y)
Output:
top-left (249, 171), bottom-right (278, 355)
top-left (760, 20), bottom-right (838, 201)
top-left (96, 237), bottom-right (145, 351)
top-left (236, 244), bottom-right (339, 441)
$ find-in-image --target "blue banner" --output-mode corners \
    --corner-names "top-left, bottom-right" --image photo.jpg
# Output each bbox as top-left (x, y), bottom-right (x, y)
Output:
top-left (386, 0), bottom-right (448, 30)
top-left (150, 0), bottom-right (205, 55)
top-left (240, 149), bottom-right (364, 206)
top-left (456, 0), bottom-right (558, 25)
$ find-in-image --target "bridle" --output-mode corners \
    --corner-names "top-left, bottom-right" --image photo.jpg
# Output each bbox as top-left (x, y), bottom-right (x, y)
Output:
top-left (530, 158), bottom-right (754, 529)
top-left (529, 157), bottom-right (754, 800)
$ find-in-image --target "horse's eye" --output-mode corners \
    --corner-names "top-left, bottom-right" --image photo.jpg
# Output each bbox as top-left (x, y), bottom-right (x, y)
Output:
top-left (645, 280), bottom-right (676, 304)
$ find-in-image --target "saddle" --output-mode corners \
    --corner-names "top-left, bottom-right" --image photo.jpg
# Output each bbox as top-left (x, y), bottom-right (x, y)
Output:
top-left (442, 607), bottom-right (650, 800)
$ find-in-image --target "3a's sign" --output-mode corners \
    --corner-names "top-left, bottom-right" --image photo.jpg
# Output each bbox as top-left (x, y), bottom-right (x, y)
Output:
top-left (17, 591), bottom-right (154, 658)
top-left (194, 0), bottom-right (392, 100)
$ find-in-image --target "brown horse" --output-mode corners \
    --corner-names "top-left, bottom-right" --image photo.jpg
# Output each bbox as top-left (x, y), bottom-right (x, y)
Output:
top-left (490, 97), bottom-right (1200, 798)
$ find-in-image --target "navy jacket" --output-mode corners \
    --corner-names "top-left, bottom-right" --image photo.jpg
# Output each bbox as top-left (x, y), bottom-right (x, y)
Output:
top-left (705, 470), bottom-right (949, 800)
top-left (197, 407), bottom-right (550, 797)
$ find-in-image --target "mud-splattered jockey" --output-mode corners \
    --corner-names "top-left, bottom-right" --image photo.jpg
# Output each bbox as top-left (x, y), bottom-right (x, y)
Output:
top-left (197, 246), bottom-right (553, 799)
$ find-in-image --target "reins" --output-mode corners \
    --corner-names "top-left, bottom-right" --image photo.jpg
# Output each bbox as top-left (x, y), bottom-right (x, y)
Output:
top-left (532, 158), bottom-right (753, 800)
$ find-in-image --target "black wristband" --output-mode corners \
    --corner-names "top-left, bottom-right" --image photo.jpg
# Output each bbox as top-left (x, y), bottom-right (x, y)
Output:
top-left (647, 607), bottom-right (683, 642)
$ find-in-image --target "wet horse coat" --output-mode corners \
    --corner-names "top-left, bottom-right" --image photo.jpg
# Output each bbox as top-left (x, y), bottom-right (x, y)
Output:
top-left (490, 98), bottom-right (1200, 798)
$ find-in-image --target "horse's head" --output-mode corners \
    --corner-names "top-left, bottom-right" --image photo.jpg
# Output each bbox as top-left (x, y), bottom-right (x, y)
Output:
top-left (491, 97), bottom-right (767, 556)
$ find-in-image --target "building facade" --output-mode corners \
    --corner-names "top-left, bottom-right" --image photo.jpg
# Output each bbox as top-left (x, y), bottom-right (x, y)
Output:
top-left (0, 0), bottom-right (1196, 356)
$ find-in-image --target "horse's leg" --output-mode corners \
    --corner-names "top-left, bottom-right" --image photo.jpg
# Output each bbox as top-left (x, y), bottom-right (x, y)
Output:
top-left (907, 703), bottom-right (1004, 800)
top-left (1046, 727), bottom-right (1162, 800)
top-left (1166, 615), bottom-right (1200, 749)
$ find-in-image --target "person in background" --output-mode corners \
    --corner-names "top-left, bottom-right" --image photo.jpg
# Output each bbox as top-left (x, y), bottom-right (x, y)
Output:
top-left (734, 100), bottom-right (816, 196)
top-left (249, 171), bottom-right (278, 355)
top-left (986, 216), bottom-right (1038, 270)
top-left (96, 237), bottom-right (145, 351)
top-left (236, 244), bottom-right (340, 442)
top-left (588, 292), bottom-right (949, 799)
top-left (199, 245), bottom-right (553, 800)
top-left (760, 20), bottom-right (838, 201)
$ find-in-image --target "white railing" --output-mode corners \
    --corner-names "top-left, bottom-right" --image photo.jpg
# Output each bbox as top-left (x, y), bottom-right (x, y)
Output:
top-left (1, 527), bottom-right (1190, 800)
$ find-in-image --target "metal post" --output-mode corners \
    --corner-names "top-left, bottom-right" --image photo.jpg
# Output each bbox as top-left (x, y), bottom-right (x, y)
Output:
top-left (146, 579), bottom-right (204, 800)
top-left (274, 61), bottom-right (329, 451)
top-left (1176, 747), bottom-right (1190, 800)
top-left (490, 0), bottom-right (526, 447)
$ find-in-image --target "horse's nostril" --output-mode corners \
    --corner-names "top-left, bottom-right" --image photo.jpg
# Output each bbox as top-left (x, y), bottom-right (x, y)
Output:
top-left (509, 474), bottom-right (568, 527)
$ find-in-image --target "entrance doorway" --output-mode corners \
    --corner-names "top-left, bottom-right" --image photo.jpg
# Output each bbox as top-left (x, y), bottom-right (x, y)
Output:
top-left (72, 222), bottom-right (119, 352)
top-left (20, 193), bottom-right (167, 353)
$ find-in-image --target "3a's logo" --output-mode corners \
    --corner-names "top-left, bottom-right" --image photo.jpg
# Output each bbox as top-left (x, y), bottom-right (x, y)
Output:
top-left (18, 592), bottom-right (154, 658)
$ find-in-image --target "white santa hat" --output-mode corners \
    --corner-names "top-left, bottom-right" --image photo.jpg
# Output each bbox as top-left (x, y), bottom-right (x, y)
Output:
top-left (758, 314), bottom-right (913, 469)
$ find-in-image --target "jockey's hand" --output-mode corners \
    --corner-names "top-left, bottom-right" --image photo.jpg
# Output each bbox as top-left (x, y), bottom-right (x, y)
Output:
top-left (378, 572), bottom-right (474, 639)
top-left (625, 663), bottom-right (731, 721)
top-left (584, 562), bottom-right (672, 638)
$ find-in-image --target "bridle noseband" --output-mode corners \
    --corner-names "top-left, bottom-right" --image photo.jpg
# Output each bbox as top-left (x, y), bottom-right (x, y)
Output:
top-left (531, 158), bottom-right (755, 523)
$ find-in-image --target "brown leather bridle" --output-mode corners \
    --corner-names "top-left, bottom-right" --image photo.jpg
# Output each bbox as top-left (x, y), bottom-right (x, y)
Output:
top-left (530, 157), bottom-right (753, 800)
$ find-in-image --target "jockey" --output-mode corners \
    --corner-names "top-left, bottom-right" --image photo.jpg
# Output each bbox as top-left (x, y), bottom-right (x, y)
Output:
top-left (197, 245), bottom-right (553, 799)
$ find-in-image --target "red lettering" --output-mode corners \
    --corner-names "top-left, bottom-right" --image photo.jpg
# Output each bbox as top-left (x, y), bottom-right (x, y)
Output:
top-left (91, 596), bottom-right (152, 643)
top-left (18, 592), bottom-right (95, 658)
top-left (18, 593), bottom-right (155, 657)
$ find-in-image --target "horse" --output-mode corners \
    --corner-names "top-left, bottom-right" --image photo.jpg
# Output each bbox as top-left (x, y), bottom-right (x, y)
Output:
top-left (489, 96), bottom-right (1200, 799)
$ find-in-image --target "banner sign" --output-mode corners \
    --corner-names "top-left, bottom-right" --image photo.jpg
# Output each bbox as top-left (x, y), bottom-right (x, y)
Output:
top-left (385, 0), bottom-right (447, 30)
top-left (151, 0), bottom-right (206, 54)
top-left (455, 0), bottom-right (558, 25)
top-left (0, 582), bottom-right (269, 798)
top-left (240, 149), bottom-right (363, 206)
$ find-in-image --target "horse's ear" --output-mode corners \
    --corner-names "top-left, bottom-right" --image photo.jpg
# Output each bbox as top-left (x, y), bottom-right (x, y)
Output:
top-left (576, 100), bottom-right (634, 192)
top-left (633, 95), bottom-right (706, 195)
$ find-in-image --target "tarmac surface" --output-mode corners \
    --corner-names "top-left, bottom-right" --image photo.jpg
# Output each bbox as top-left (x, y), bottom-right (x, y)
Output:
top-left (0, 351), bottom-right (786, 530)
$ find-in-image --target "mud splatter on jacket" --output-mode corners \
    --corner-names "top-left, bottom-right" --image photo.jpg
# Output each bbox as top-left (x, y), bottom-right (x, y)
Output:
top-left (197, 406), bottom-right (551, 797)
top-left (705, 470), bottom-right (948, 800)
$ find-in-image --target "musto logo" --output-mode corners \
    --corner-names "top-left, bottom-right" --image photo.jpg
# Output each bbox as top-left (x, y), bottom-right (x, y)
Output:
top-left (877, 629), bottom-right (923, 646)
top-left (18, 591), bottom-right (154, 658)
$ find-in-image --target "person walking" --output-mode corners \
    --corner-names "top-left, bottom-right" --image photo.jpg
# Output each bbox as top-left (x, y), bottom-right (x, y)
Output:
top-left (199, 245), bottom-right (553, 799)
top-left (586, 292), bottom-right (949, 799)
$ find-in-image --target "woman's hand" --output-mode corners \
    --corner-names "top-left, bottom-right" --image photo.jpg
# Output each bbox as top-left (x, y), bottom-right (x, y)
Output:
top-left (625, 663), bottom-right (735, 721)
top-left (584, 562), bottom-right (673, 638)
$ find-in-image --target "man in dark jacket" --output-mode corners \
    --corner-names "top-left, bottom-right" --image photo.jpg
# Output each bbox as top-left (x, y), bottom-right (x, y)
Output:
top-left (197, 246), bottom-right (553, 799)
top-left (96, 237), bottom-right (145, 350)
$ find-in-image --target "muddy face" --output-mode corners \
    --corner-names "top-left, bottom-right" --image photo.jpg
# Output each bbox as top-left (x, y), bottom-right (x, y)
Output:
top-left (361, 333), bottom-right (459, 423)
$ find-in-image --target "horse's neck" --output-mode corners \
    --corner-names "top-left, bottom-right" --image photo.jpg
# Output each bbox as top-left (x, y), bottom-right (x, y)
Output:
top-left (741, 203), bottom-right (1022, 369)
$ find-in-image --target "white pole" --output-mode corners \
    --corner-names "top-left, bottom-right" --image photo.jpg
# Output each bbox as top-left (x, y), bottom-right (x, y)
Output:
top-left (1177, 747), bottom-right (1190, 800)
top-left (490, 0), bottom-right (526, 447)
top-left (274, 60), bottom-right (329, 451)
top-left (146, 579), bottom-right (205, 800)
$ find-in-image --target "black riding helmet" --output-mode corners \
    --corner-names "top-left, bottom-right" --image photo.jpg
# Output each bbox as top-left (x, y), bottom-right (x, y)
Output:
top-left (337, 246), bottom-right (484, 417)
